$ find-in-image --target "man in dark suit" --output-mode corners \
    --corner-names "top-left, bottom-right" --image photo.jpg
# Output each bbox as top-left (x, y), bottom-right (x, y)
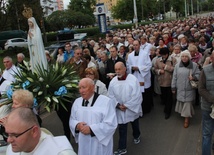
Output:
top-left (105, 46), bottom-right (125, 88)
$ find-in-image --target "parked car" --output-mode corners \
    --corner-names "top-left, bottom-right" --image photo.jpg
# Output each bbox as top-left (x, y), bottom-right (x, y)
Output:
top-left (4, 38), bottom-right (28, 50)
top-left (45, 41), bottom-right (66, 60)
top-left (0, 30), bottom-right (27, 50)
top-left (45, 33), bottom-right (86, 60)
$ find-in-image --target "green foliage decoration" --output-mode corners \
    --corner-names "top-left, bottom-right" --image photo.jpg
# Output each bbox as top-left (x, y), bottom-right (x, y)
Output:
top-left (3, 63), bottom-right (79, 112)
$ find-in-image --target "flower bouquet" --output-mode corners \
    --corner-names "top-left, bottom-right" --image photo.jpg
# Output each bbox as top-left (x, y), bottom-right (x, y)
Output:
top-left (3, 63), bottom-right (79, 112)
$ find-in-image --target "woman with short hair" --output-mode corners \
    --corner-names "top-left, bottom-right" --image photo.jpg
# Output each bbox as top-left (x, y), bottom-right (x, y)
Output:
top-left (171, 50), bottom-right (200, 128)
top-left (85, 67), bottom-right (108, 96)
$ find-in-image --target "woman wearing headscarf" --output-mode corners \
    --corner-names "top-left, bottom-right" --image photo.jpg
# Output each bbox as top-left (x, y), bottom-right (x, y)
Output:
top-left (171, 50), bottom-right (200, 128)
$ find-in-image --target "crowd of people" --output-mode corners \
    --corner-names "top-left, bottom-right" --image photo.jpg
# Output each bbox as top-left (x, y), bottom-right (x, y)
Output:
top-left (0, 14), bottom-right (214, 155)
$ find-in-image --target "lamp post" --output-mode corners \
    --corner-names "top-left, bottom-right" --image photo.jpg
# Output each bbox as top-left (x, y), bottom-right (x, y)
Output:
top-left (184, 0), bottom-right (187, 17)
top-left (133, 0), bottom-right (138, 28)
top-left (141, 0), bottom-right (144, 21)
top-left (191, 0), bottom-right (193, 15)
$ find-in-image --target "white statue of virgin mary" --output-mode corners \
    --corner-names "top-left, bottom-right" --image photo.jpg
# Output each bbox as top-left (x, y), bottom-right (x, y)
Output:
top-left (27, 17), bottom-right (48, 72)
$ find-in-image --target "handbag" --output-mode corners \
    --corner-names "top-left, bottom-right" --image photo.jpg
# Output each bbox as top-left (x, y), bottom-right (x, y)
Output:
top-left (189, 69), bottom-right (198, 89)
top-left (190, 80), bottom-right (198, 89)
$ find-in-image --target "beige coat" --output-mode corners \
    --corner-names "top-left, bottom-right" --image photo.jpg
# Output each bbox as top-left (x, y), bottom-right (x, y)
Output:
top-left (154, 55), bottom-right (176, 87)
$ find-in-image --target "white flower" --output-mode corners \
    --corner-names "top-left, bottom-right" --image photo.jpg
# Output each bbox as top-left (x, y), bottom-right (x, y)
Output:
top-left (38, 91), bottom-right (43, 96)
top-left (45, 97), bottom-right (51, 102)
top-left (39, 77), bottom-right (44, 82)
top-left (52, 96), bottom-right (59, 103)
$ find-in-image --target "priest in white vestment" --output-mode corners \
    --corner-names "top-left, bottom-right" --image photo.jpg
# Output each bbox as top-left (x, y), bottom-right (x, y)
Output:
top-left (108, 62), bottom-right (142, 155)
top-left (127, 39), bottom-right (153, 114)
top-left (2, 57), bottom-right (19, 83)
top-left (0, 70), bottom-right (12, 119)
top-left (70, 78), bottom-right (117, 155)
top-left (5, 107), bottom-right (76, 155)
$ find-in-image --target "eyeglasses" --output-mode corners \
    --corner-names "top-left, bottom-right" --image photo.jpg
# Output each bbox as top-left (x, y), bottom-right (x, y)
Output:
top-left (5, 126), bottom-right (34, 139)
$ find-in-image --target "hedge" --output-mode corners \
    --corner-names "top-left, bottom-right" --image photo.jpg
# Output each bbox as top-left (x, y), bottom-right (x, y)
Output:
top-left (45, 20), bottom-right (168, 42)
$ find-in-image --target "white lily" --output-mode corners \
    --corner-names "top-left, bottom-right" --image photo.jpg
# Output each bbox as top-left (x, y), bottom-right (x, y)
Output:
top-left (45, 97), bottom-right (51, 102)
top-left (52, 96), bottom-right (59, 103)
top-left (38, 91), bottom-right (43, 96)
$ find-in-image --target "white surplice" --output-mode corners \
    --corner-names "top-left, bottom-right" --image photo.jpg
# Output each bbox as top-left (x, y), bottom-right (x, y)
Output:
top-left (6, 131), bottom-right (76, 155)
top-left (0, 79), bottom-right (11, 95)
top-left (2, 65), bottom-right (19, 82)
top-left (108, 74), bottom-right (143, 124)
top-left (126, 47), bottom-right (152, 92)
top-left (69, 95), bottom-right (117, 155)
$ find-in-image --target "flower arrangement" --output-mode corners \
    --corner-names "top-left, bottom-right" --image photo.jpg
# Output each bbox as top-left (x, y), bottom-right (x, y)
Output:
top-left (3, 63), bottom-right (79, 112)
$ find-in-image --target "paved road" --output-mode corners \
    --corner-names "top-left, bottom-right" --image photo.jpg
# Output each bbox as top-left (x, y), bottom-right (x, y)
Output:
top-left (41, 95), bottom-right (202, 155)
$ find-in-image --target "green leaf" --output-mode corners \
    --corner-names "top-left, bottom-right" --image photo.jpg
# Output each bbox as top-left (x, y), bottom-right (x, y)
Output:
top-left (45, 106), bottom-right (51, 112)
top-left (27, 77), bottom-right (34, 82)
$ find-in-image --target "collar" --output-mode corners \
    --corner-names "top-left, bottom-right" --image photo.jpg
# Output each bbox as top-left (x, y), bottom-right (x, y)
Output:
top-left (87, 94), bottom-right (94, 106)
top-left (118, 73), bottom-right (127, 81)
top-left (112, 56), bottom-right (118, 61)
top-left (75, 59), bottom-right (83, 65)
top-left (181, 43), bottom-right (188, 47)
top-left (134, 50), bottom-right (140, 56)
top-left (179, 60), bottom-right (193, 69)
top-left (82, 94), bottom-right (94, 107)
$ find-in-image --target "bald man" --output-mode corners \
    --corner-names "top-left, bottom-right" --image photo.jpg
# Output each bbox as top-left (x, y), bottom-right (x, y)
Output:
top-left (5, 107), bottom-right (76, 155)
top-left (108, 62), bottom-right (142, 155)
top-left (69, 78), bottom-right (117, 155)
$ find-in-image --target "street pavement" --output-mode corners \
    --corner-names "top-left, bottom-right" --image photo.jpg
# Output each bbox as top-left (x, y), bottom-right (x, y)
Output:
top-left (41, 95), bottom-right (203, 155)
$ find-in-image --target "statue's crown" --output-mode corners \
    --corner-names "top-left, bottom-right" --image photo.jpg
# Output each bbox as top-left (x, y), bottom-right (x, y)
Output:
top-left (22, 5), bottom-right (33, 19)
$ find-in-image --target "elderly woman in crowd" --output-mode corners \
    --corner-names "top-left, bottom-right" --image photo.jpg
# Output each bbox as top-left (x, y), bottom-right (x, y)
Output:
top-left (171, 44), bottom-right (182, 63)
top-left (151, 46), bottom-right (161, 95)
top-left (188, 44), bottom-right (202, 66)
top-left (188, 44), bottom-right (202, 106)
top-left (85, 67), bottom-right (108, 96)
top-left (171, 50), bottom-right (200, 128)
top-left (154, 47), bottom-right (176, 119)
top-left (157, 38), bottom-right (167, 49)
top-left (11, 89), bottom-right (42, 126)
top-left (0, 89), bottom-right (42, 142)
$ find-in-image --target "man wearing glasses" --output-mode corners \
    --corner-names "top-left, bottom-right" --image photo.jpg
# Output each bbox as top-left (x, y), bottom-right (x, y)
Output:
top-left (5, 107), bottom-right (76, 155)
top-left (68, 47), bottom-right (87, 78)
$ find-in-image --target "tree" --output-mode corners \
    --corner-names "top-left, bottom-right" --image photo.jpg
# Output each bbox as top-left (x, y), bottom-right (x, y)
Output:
top-left (67, 11), bottom-right (94, 28)
top-left (111, 0), bottom-right (159, 21)
top-left (46, 10), bottom-right (95, 31)
top-left (0, 0), bottom-right (9, 30)
top-left (68, 0), bottom-right (95, 22)
top-left (46, 10), bottom-right (70, 31)
top-left (111, 0), bottom-right (134, 21)
top-left (170, 0), bottom-right (185, 17)
top-left (7, 0), bottom-right (43, 31)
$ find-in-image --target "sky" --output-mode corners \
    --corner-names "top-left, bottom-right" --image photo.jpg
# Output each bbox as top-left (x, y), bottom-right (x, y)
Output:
top-left (63, 0), bottom-right (70, 9)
